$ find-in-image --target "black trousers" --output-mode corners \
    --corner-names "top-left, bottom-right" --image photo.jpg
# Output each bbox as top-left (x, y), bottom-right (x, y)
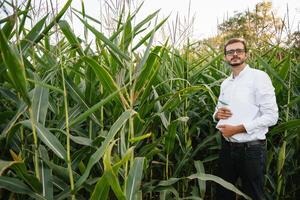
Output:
top-left (216, 139), bottom-right (266, 200)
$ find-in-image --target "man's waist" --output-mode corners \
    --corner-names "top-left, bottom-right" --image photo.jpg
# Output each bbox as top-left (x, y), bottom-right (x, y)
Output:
top-left (222, 138), bottom-right (266, 148)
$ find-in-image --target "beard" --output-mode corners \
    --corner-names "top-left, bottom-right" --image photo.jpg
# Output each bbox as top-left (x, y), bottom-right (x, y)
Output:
top-left (228, 57), bottom-right (245, 67)
top-left (230, 61), bottom-right (244, 66)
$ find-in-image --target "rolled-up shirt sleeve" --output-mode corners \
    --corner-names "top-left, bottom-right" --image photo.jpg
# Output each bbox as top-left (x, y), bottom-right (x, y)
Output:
top-left (243, 72), bottom-right (278, 134)
top-left (213, 83), bottom-right (224, 122)
top-left (213, 107), bottom-right (218, 122)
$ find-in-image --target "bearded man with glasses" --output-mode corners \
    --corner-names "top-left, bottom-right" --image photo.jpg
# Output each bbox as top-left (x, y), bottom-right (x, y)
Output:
top-left (213, 38), bottom-right (278, 200)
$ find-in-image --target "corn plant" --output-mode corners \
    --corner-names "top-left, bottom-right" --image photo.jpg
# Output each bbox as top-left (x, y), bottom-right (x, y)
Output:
top-left (0, 1), bottom-right (299, 200)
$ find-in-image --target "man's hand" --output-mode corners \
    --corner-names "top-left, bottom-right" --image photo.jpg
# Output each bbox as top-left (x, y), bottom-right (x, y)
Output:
top-left (215, 107), bottom-right (232, 120)
top-left (217, 124), bottom-right (246, 137)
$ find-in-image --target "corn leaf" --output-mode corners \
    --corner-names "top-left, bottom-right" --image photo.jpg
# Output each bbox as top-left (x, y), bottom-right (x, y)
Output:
top-left (32, 86), bottom-right (49, 125)
top-left (194, 161), bottom-right (206, 198)
top-left (21, 120), bottom-right (67, 160)
top-left (76, 15), bottom-right (130, 60)
top-left (0, 176), bottom-right (46, 200)
top-left (269, 119), bottom-right (300, 134)
top-left (82, 56), bottom-right (128, 108)
top-left (187, 173), bottom-right (251, 200)
top-left (70, 87), bottom-right (125, 127)
top-left (21, 15), bottom-right (48, 52)
top-left (103, 141), bottom-right (126, 200)
top-left (132, 17), bottom-right (168, 51)
top-left (90, 175), bottom-right (110, 200)
top-left (33, 0), bottom-right (73, 44)
top-left (0, 30), bottom-right (31, 105)
top-left (39, 145), bottom-right (53, 200)
top-left (58, 20), bottom-right (84, 56)
top-left (75, 110), bottom-right (135, 188)
top-left (0, 160), bottom-right (22, 175)
top-left (126, 157), bottom-right (145, 200)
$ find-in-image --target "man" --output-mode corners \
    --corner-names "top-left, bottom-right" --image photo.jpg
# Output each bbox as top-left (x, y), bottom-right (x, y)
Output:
top-left (213, 38), bottom-right (278, 199)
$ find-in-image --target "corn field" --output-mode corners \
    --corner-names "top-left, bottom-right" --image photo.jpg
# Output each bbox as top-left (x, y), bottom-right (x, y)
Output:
top-left (0, 0), bottom-right (299, 199)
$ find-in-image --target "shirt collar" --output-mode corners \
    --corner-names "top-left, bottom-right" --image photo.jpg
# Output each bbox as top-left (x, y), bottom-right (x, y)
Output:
top-left (229, 64), bottom-right (250, 80)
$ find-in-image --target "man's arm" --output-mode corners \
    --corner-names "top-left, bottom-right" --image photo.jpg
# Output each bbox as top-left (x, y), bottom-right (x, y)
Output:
top-left (215, 107), bottom-right (232, 121)
top-left (217, 124), bottom-right (246, 137)
top-left (243, 72), bottom-right (278, 134)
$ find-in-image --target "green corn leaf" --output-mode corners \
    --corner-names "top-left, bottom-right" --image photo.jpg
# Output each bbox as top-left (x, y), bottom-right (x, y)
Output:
top-left (194, 161), bottom-right (206, 198)
top-left (156, 186), bottom-right (179, 200)
top-left (39, 145), bottom-right (53, 200)
top-left (11, 162), bottom-right (42, 193)
top-left (0, 15), bottom-right (15, 39)
top-left (82, 56), bottom-right (128, 107)
top-left (21, 15), bottom-right (48, 52)
top-left (165, 117), bottom-right (188, 154)
top-left (58, 20), bottom-right (84, 56)
top-left (65, 77), bottom-right (100, 125)
top-left (82, 56), bottom-right (118, 93)
top-left (158, 178), bottom-right (181, 186)
top-left (75, 14), bottom-right (130, 60)
top-left (191, 134), bottom-right (218, 158)
top-left (0, 11), bottom-right (26, 25)
top-left (286, 96), bottom-right (300, 108)
top-left (254, 52), bottom-right (288, 89)
top-left (161, 85), bottom-right (208, 112)
top-left (33, 0), bottom-right (73, 45)
top-left (32, 86), bottom-right (49, 125)
top-left (27, 79), bottom-right (64, 94)
top-left (103, 141), bottom-right (126, 200)
top-left (132, 17), bottom-right (168, 51)
top-left (90, 175), bottom-right (110, 200)
top-left (91, 146), bottom-right (134, 200)
top-left (109, 2), bottom-right (143, 42)
top-left (269, 119), bottom-right (300, 134)
top-left (138, 43), bottom-right (168, 105)
top-left (72, 8), bottom-right (102, 25)
top-left (120, 14), bottom-right (132, 51)
top-left (112, 147), bottom-right (134, 172)
top-left (133, 10), bottom-right (159, 34)
top-left (0, 30), bottom-right (31, 105)
top-left (18, 0), bottom-right (32, 34)
top-left (69, 134), bottom-right (92, 146)
top-left (21, 120), bottom-right (67, 160)
top-left (165, 121), bottom-right (177, 154)
top-left (41, 158), bottom-right (79, 183)
top-left (70, 85), bottom-right (125, 127)
top-left (1, 102), bottom-right (27, 138)
top-left (75, 110), bottom-right (135, 188)
top-left (0, 160), bottom-right (22, 175)
top-left (153, 86), bottom-right (169, 129)
top-left (187, 173), bottom-right (251, 200)
top-left (129, 133), bottom-right (152, 143)
top-left (189, 54), bottom-right (223, 83)
top-left (84, 64), bottom-right (96, 105)
top-left (0, 176), bottom-right (46, 200)
top-left (126, 157), bottom-right (145, 200)
top-left (135, 46), bottom-right (161, 89)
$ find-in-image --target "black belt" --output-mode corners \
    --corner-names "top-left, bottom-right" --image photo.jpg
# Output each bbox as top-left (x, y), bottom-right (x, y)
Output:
top-left (223, 139), bottom-right (266, 148)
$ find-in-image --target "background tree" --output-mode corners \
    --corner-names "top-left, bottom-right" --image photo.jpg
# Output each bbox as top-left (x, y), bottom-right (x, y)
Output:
top-left (195, 1), bottom-right (286, 53)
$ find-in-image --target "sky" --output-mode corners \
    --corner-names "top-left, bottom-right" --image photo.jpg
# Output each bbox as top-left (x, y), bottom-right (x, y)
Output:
top-left (142, 0), bottom-right (300, 38)
top-left (3, 0), bottom-right (298, 43)
top-left (70, 0), bottom-right (300, 40)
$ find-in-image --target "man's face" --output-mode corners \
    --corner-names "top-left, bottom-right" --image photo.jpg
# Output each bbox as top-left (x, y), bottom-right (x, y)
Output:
top-left (224, 42), bottom-right (247, 67)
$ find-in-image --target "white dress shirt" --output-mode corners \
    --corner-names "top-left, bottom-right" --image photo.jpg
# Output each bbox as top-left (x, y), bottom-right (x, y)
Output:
top-left (213, 65), bottom-right (278, 142)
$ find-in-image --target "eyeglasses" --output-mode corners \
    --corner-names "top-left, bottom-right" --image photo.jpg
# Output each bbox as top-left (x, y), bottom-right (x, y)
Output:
top-left (225, 48), bottom-right (246, 56)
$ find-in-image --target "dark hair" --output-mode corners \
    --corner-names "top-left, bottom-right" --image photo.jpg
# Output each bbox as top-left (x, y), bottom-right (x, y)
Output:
top-left (224, 38), bottom-right (247, 54)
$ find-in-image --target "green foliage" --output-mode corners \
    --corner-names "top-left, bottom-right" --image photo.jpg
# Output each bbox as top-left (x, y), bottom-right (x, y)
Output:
top-left (0, 1), bottom-right (299, 199)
